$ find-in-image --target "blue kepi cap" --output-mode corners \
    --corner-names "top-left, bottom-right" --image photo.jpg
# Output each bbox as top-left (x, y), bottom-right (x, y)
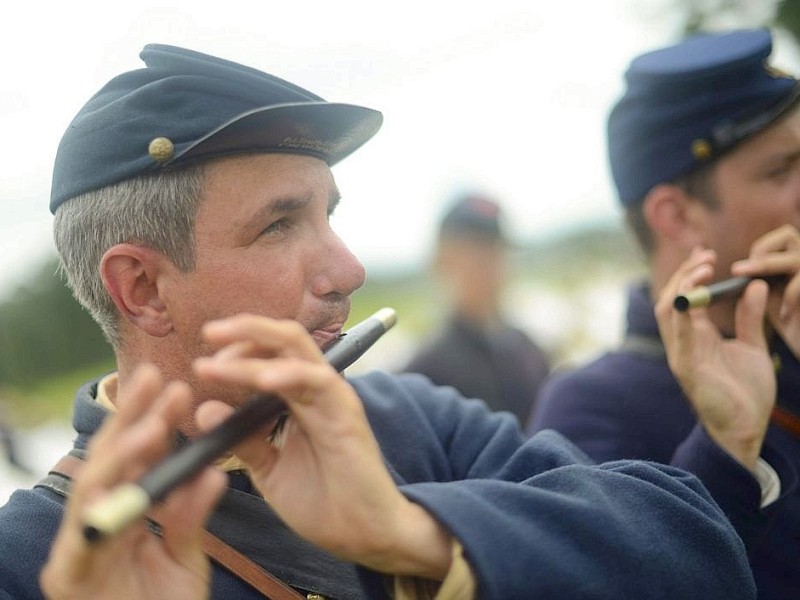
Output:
top-left (50, 44), bottom-right (383, 213)
top-left (607, 29), bottom-right (800, 207)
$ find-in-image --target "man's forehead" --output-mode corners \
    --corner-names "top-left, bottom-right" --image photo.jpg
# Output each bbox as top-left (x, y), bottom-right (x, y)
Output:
top-left (199, 153), bottom-right (338, 205)
top-left (203, 152), bottom-right (333, 179)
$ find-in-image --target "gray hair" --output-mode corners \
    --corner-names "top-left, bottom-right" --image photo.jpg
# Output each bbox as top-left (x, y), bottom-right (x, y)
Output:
top-left (53, 164), bottom-right (206, 347)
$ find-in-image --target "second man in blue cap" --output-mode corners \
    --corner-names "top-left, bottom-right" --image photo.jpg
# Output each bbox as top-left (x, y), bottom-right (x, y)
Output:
top-left (531, 28), bottom-right (800, 599)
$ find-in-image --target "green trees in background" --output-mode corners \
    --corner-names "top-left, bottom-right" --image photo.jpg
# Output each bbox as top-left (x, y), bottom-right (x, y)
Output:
top-left (670, 0), bottom-right (800, 39)
top-left (778, 0), bottom-right (800, 39)
top-left (0, 258), bottom-right (113, 388)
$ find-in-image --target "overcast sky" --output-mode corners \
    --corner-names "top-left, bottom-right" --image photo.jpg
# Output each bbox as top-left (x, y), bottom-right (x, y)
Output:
top-left (1, 0), bottom-right (796, 297)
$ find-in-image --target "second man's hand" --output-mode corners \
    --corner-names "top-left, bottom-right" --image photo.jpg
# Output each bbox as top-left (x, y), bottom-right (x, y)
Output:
top-left (655, 248), bottom-right (776, 471)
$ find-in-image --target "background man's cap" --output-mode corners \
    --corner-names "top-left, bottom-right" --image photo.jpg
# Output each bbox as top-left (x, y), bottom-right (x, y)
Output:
top-left (607, 28), bottom-right (800, 207)
top-left (50, 43), bottom-right (383, 213)
top-left (438, 193), bottom-right (507, 241)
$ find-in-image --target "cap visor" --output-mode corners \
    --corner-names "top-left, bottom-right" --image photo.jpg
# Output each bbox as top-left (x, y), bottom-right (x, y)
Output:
top-left (176, 102), bottom-right (382, 166)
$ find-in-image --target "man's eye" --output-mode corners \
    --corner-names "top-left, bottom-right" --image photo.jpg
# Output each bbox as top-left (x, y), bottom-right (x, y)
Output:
top-left (765, 165), bottom-right (791, 180)
top-left (261, 218), bottom-right (288, 236)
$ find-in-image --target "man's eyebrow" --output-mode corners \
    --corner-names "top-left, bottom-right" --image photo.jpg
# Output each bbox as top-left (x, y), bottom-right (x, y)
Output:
top-left (249, 196), bottom-right (311, 223)
top-left (272, 195), bottom-right (312, 213)
top-left (758, 147), bottom-right (800, 170)
top-left (781, 148), bottom-right (800, 163)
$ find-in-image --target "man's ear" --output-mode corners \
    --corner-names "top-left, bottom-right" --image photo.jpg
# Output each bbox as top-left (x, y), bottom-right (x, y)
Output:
top-left (642, 183), bottom-right (707, 249)
top-left (100, 244), bottom-right (174, 337)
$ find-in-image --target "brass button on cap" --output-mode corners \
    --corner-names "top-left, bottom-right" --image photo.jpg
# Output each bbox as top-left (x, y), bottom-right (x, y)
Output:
top-left (691, 138), bottom-right (712, 160)
top-left (148, 136), bottom-right (175, 163)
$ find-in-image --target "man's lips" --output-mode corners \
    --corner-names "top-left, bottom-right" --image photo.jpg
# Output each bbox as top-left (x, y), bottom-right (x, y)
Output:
top-left (306, 300), bottom-right (350, 349)
top-left (310, 322), bottom-right (346, 349)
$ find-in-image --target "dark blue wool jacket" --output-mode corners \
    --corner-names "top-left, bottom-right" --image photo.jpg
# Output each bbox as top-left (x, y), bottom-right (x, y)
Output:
top-left (0, 370), bottom-right (756, 599)
top-left (531, 282), bottom-right (800, 599)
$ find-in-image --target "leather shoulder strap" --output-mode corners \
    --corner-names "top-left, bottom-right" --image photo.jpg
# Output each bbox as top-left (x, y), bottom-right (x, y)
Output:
top-left (200, 530), bottom-right (305, 599)
top-left (38, 454), bottom-right (304, 600)
top-left (771, 404), bottom-right (800, 439)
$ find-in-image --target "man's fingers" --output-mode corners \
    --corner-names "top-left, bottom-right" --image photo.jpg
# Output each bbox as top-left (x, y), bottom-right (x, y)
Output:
top-left (155, 467), bottom-right (227, 563)
top-left (734, 280), bottom-right (769, 349)
top-left (194, 399), bottom-right (281, 473)
top-left (655, 248), bottom-right (715, 341)
top-left (195, 356), bottom-right (332, 398)
top-left (77, 379), bottom-right (193, 505)
top-left (87, 364), bottom-right (163, 454)
top-left (201, 315), bottom-right (323, 362)
top-left (747, 223), bottom-right (800, 257)
top-left (194, 400), bottom-right (236, 432)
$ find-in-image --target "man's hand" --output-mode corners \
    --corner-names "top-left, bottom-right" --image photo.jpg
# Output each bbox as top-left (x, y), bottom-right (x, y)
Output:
top-left (194, 314), bottom-right (453, 581)
top-left (655, 248), bottom-right (776, 471)
top-left (40, 365), bottom-right (226, 600)
top-left (732, 224), bottom-right (800, 357)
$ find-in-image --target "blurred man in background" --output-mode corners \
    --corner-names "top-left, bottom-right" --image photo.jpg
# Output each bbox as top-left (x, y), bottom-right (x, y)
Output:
top-left (401, 193), bottom-right (550, 426)
top-left (529, 28), bottom-right (800, 598)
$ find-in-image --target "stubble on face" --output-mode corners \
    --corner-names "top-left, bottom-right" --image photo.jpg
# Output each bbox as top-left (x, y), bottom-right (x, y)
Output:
top-left (158, 154), bottom-right (362, 408)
